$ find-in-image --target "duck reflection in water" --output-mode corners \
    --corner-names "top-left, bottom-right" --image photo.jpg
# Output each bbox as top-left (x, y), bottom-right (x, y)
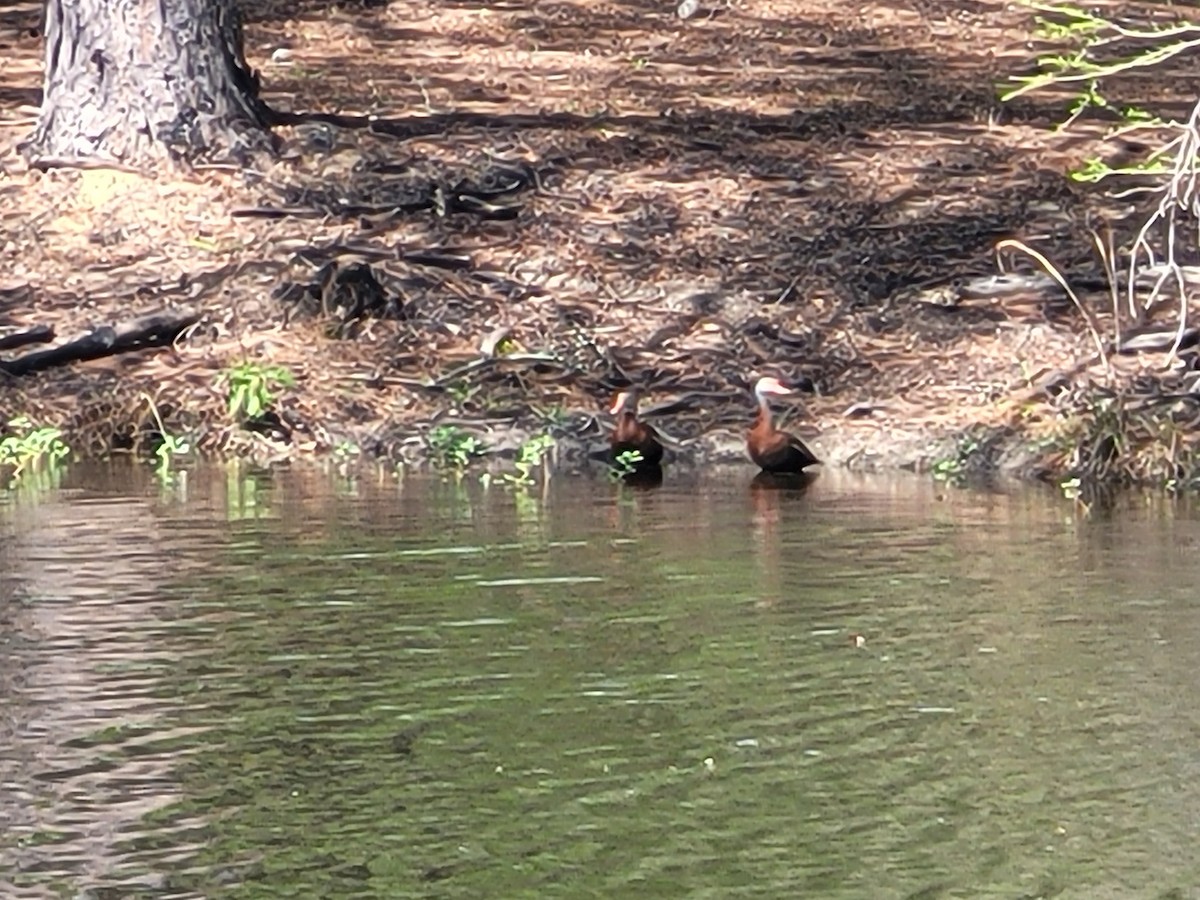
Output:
top-left (750, 467), bottom-right (817, 531)
top-left (749, 455), bottom-right (817, 611)
top-left (616, 466), bottom-right (664, 489)
top-left (750, 469), bottom-right (818, 493)
top-left (608, 387), bottom-right (665, 484)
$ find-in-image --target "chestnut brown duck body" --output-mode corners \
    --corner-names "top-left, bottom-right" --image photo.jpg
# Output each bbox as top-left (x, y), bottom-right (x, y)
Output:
top-left (609, 389), bottom-right (664, 468)
top-left (747, 376), bottom-right (820, 474)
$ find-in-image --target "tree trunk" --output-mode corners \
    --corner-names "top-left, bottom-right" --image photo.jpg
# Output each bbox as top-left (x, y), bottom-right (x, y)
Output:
top-left (22, 0), bottom-right (277, 168)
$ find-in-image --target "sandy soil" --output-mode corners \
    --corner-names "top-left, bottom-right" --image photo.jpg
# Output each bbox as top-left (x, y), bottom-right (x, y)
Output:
top-left (2, 0), bottom-right (1200, 483)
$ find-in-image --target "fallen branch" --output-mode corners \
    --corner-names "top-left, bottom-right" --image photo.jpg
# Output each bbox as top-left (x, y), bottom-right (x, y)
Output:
top-left (0, 308), bottom-right (199, 377)
top-left (0, 325), bottom-right (55, 352)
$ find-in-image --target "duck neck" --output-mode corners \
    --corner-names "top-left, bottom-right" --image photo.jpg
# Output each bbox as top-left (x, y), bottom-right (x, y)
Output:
top-left (753, 393), bottom-right (773, 432)
top-left (615, 409), bottom-right (638, 438)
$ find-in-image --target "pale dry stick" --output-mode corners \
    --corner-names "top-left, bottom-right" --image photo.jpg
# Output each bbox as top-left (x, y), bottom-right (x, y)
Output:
top-left (1057, 94), bottom-right (1093, 132)
top-left (776, 272), bottom-right (803, 304)
top-left (1132, 247), bottom-right (1166, 321)
top-left (1089, 224), bottom-right (1121, 351)
top-left (1108, 130), bottom-right (1188, 203)
top-left (1161, 212), bottom-right (1191, 362)
top-left (410, 77), bottom-right (445, 116)
top-left (1107, 118), bottom-right (1173, 148)
top-left (994, 238), bottom-right (1110, 375)
top-left (1098, 19), bottom-right (1200, 43)
top-left (1126, 114), bottom-right (1198, 306)
top-left (1124, 99), bottom-right (1200, 361)
top-left (139, 391), bottom-right (173, 441)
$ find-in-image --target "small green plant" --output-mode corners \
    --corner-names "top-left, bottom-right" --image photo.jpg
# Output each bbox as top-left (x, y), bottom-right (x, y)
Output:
top-left (218, 361), bottom-right (295, 423)
top-left (0, 416), bottom-right (70, 484)
top-left (931, 437), bottom-right (981, 484)
top-left (500, 434), bottom-right (556, 487)
top-left (154, 432), bottom-right (189, 474)
top-left (331, 440), bottom-right (361, 481)
top-left (930, 456), bottom-right (965, 483)
top-left (445, 380), bottom-right (474, 405)
top-left (532, 404), bottom-right (569, 428)
top-left (607, 449), bottom-right (645, 481)
top-left (428, 425), bottom-right (484, 470)
top-left (140, 393), bottom-right (189, 483)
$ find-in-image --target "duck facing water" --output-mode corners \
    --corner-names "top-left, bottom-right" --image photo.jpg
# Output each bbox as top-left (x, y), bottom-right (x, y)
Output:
top-left (747, 376), bottom-right (820, 474)
top-left (609, 388), bottom-right (664, 470)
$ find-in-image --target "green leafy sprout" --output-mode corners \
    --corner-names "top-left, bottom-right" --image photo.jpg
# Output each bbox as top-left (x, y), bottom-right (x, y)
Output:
top-left (607, 449), bottom-right (645, 481)
top-left (931, 437), bottom-right (981, 485)
top-left (0, 416), bottom-right (71, 485)
top-left (500, 434), bottom-right (556, 487)
top-left (428, 425), bottom-right (484, 471)
top-left (219, 361), bottom-right (296, 423)
top-left (140, 393), bottom-right (190, 484)
top-left (333, 441), bottom-right (360, 462)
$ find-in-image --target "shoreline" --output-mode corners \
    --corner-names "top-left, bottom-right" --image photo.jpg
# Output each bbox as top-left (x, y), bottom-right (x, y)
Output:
top-left (4, 0), bottom-right (1199, 489)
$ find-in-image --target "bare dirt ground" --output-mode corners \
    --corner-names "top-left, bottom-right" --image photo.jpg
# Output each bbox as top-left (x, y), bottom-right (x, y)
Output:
top-left (3, 0), bottom-right (1200, 482)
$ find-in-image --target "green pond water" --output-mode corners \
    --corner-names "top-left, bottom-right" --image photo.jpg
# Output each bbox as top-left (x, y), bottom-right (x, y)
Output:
top-left (2, 464), bottom-right (1200, 899)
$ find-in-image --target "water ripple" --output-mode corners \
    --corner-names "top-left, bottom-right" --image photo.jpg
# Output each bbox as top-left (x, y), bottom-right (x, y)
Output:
top-left (3, 469), bottom-right (1200, 897)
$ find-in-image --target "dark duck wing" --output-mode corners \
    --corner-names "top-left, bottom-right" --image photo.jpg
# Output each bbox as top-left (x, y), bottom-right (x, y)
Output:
top-left (750, 429), bottom-right (819, 473)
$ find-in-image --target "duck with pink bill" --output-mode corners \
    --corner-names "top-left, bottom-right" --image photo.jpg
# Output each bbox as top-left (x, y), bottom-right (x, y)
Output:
top-left (747, 376), bottom-right (820, 474)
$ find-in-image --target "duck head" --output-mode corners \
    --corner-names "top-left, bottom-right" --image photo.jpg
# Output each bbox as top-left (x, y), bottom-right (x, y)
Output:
top-left (609, 389), bottom-right (640, 416)
top-left (753, 376), bottom-right (794, 399)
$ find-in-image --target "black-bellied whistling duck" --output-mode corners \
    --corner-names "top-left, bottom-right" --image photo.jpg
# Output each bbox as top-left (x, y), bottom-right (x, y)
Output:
top-left (747, 376), bottom-right (820, 473)
top-left (609, 388), bottom-right (664, 469)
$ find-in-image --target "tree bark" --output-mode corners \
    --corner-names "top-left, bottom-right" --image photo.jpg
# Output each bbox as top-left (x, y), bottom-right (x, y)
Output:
top-left (22, 0), bottom-right (277, 168)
